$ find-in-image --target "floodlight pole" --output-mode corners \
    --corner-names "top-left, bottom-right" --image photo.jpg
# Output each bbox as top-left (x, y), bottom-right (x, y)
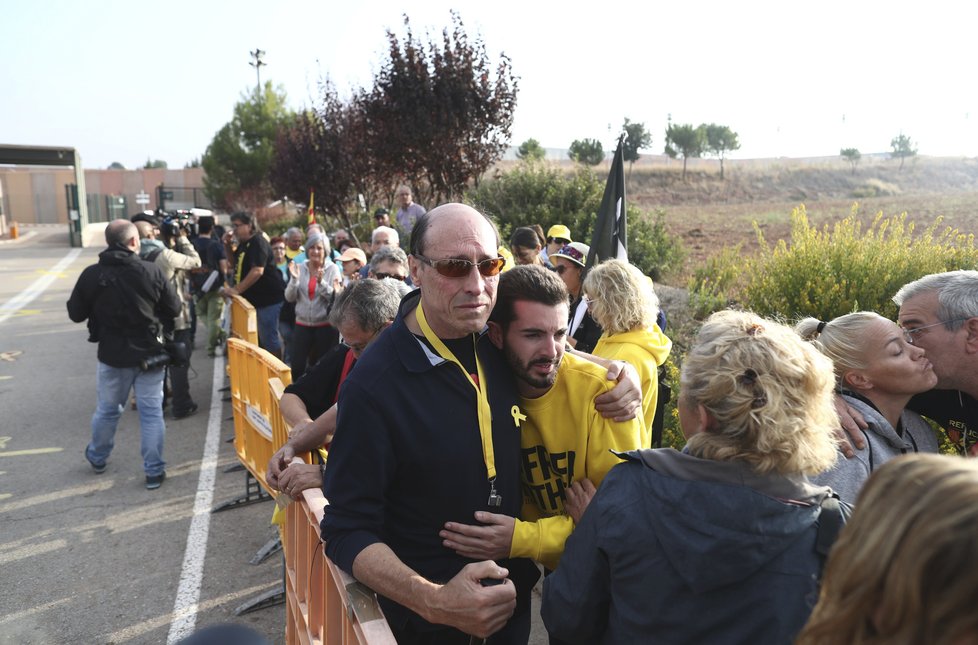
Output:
top-left (249, 48), bottom-right (266, 97)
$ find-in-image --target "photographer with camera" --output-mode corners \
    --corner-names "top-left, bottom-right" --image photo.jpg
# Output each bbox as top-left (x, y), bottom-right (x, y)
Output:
top-left (67, 219), bottom-right (182, 490)
top-left (134, 212), bottom-right (201, 419)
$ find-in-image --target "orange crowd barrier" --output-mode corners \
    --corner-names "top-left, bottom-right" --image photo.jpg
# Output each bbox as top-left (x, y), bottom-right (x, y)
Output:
top-left (286, 461), bottom-right (396, 645)
top-left (226, 338), bottom-right (292, 492)
top-left (228, 293), bottom-right (259, 345)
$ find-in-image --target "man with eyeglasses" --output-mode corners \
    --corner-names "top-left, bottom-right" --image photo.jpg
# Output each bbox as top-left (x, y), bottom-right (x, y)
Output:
top-left (840, 270), bottom-right (978, 456)
top-left (320, 204), bottom-right (641, 644)
top-left (221, 212), bottom-right (286, 358)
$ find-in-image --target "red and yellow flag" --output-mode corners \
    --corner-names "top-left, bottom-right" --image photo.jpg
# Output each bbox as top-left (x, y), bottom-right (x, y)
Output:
top-left (307, 190), bottom-right (316, 226)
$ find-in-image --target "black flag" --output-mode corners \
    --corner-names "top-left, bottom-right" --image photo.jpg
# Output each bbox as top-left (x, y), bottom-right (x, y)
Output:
top-left (585, 134), bottom-right (627, 270)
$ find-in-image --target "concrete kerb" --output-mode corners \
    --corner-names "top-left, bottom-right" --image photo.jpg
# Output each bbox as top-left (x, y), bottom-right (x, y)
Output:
top-left (0, 223), bottom-right (105, 248)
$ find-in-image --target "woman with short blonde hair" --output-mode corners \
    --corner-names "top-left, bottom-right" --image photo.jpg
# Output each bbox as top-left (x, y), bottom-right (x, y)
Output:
top-left (583, 259), bottom-right (671, 446)
top-left (543, 310), bottom-right (841, 644)
top-left (797, 453), bottom-right (978, 645)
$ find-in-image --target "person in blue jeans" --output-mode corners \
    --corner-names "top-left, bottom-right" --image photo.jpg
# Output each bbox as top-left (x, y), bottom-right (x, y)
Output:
top-left (67, 219), bottom-right (181, 489)
top-left (222, 211), bottom-right (285, 358)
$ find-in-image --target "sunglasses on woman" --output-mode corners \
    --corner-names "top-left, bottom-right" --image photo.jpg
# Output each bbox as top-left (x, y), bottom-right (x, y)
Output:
top-left (415, 255), bottom-right (506, 278)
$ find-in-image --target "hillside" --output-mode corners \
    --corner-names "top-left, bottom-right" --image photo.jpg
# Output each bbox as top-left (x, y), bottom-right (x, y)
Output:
top-left (617, 155), bottom-right (978, 283)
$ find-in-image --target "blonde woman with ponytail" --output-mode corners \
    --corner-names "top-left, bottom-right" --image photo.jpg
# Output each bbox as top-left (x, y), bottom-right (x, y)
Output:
top-left (796, 312), bottom-right (939, 504)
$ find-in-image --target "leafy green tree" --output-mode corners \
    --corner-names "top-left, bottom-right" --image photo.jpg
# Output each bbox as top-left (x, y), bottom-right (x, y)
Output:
top-left (361, 12), bottom-right (518, 204)
top-left (143, 158), bottom-right (167, 169)
top-left (840, 147), bottom-right (861, 175)
top-left (465, 162), bottom-right (684, 281)
top-left (108, 161), bottom-right (125, 170)
top-left (202, 81), bottom-right (293, 210)
top-left (664, 122), bottom-right (705, 181)
top-left (621, 118), bottom-right (651, 176)
top-left (184, 158), bottom-right (201, 169)
top-left (703, 123), bottom-right (740, 180)
top-left (567, 138), bottom-right (605, 166)
top-left (890, 134), bottom-right (917, 170)
top-left (517, 138), bottom-right (545, 161)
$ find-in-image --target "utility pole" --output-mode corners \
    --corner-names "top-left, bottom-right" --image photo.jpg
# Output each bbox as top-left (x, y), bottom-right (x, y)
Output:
top-left (249, 48), bottom-right (266, 98)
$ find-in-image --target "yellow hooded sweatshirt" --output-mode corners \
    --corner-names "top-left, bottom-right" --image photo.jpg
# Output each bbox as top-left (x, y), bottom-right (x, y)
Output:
top-left (509, 352), bottom-right (644, 570)
top-left (592, 325), bottom-right (672, 447)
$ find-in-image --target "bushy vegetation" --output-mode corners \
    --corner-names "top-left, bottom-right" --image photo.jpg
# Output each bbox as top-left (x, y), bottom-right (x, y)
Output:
top-left (466, 162), bottom-right (686, 280)
top-left (689, 204), bottom-right (978, 321)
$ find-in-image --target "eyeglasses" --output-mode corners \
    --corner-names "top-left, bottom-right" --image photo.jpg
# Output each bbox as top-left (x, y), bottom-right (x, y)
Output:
top-left (271, 246), bottom-right (286, 252)
top-left (901, 318), bottom-right (969, 345)
top-left (547, 237), bottom-right (569, 245)
top-left (555, 264), bottom-right (580, 275)
top-left (374, 272), bottom-right (406, 281)
top-left (415, 255), bottom-right (506, 278)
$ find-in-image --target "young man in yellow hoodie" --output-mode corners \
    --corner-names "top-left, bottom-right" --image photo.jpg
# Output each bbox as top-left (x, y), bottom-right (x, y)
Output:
top-left (440, 265), bottom-right (645, 571)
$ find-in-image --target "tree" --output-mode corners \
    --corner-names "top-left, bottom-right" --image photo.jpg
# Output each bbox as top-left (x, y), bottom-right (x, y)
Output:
top-left (664, 122), bottom-right (705, 181)
top-left (703, 123), bottom-right (740, 180)
top-left (270, 81), bottom-right (381, 238)
top-left (517, 138), bottom-right (545, 161)
top-left (840, 148), bottom-right (861, 175)
top-left (107, 161), bottom-right (125, 170)
top-left (184, 158), bottom-right (201, 169)
top-left (567, 138), bottom-right (604, 166)
top-left (361, 12), bottom-right (518, 204)
top-left (202, 81), bottom-right (294, 210)
top-left (143, 158), bottom-right (167, 169)
top-left (621, 118), bottom-right (651, 176)
top-left (890, 134), bottom-right (917, 170)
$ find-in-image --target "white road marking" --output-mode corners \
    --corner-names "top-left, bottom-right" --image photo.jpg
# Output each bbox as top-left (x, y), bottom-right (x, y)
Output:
top-left (0, 248), bottom-right (82, 326)
top-left (166, 355), bottom-right (226, 643)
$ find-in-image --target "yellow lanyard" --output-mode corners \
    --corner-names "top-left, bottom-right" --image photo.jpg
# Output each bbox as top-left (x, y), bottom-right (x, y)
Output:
top-left (416, 300), bottom-right (500, 503)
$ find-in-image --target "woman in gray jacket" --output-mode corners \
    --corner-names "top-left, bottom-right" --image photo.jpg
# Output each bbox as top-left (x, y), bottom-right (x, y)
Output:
top-left (796, 311), bottom-right (940, 504)
top-left (285, 232), bottom-right (341, 378)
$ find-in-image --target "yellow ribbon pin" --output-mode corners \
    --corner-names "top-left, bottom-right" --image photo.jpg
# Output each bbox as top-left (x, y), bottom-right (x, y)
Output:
top-left (511, 405), bottom-right (527, 428)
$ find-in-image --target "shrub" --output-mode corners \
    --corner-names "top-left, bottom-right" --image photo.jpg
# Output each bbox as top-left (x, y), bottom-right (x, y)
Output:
top-left (629, 210), bottom-right (687, 282)
top-left (467, 164), bottom-right (686, 280)
top-left (687, 245), bottom-right (743, 319)
top-left (692, 204), bottom-right (978, 321)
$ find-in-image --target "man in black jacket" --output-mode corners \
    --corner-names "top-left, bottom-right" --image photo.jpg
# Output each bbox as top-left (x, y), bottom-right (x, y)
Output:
top-left (67, 219), bottom-right (181, 489)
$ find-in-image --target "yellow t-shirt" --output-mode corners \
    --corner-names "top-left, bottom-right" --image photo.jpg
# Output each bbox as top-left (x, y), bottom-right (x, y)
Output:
top-left (509, 352), bottom-right (644, 570)
top-left (592, 325), bottom-right (672, 447)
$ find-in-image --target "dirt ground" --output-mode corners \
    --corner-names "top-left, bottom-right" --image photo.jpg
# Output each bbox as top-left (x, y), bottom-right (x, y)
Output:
top-left (622, 155), bottom-right (978, 284)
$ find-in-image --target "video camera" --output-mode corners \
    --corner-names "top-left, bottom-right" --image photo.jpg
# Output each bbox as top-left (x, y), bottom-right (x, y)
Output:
top-left (159, 209), bottom-right (198, 240)
top-left (140, 339), bottom-right (190, 372)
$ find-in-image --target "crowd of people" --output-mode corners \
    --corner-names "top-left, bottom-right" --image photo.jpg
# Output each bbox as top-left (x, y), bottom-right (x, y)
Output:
top-left (67, 194), bottom-right (978, 644)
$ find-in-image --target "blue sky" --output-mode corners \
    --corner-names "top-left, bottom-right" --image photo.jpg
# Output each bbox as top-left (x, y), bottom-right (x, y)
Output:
top-left (2, 0), bottom-right (975, 169)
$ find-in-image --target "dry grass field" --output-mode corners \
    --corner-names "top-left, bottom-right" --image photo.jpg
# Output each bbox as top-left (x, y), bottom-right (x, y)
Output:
top-left (621, 155), bottom-right (978, 285)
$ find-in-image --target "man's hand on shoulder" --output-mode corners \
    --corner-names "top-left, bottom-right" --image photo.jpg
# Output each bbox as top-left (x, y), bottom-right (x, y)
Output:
top-left (833, 393), bottom-right (867, 458)
top-left (423, 561), bottom-right (516, 639)
top-left (595, 360), bottom-right (642, 422)
top-left (440, 511), bottom-right (515, 561)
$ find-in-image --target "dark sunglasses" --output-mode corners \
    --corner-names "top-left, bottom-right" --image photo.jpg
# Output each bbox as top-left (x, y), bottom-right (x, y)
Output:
top-left (415, 254), bottom-right (506, 278)
top-left (547, 237), bottom-right (570, 245)
top-left (374, 272), bottom-right (406, 281)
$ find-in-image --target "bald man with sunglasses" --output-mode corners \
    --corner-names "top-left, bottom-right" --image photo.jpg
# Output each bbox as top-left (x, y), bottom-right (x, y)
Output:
top-left (321, 204), bottom-right (641, 644)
